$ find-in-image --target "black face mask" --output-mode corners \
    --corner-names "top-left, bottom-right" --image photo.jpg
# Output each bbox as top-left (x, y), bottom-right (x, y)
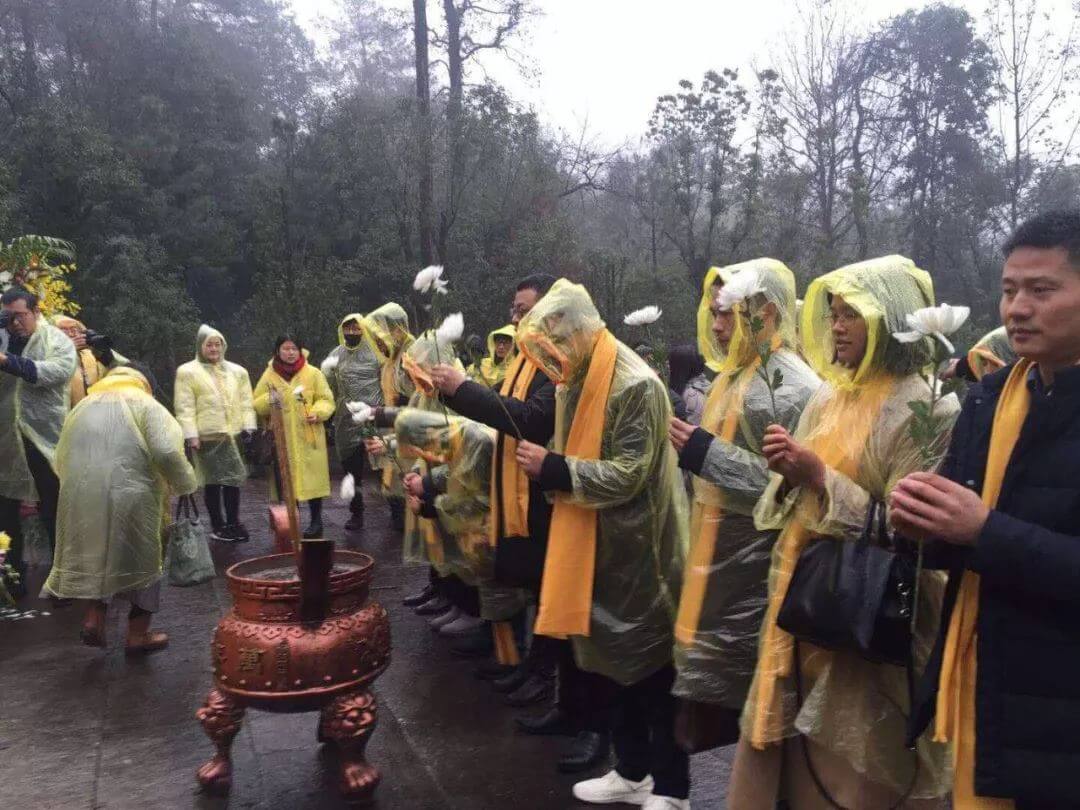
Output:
top-left (343, 334), bottom-right (363, 348)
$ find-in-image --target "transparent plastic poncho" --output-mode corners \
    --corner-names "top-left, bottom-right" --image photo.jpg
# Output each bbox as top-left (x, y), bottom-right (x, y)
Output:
top-left (744, 255), bottom-right (959, 799)
top-left (674, 259), bottom-right (822, 708)
top-left (396, 332), bottom-right (463, 568)
top-left (322, 313), bottom-right (383, 461)
top-left (967, 325), bottom-right (1016, 381)
top-left (173, 324), bottom-right (255, 487)
top-left (516, 279), bottom-right (689, 686)
top-left (0, 321), bottom-right (77, 501)
top-left (43, 368), bottom-right (198, 600)
top-left (473, 324), bottom-right (517, 388)
top-left (697, 264), bottom-right (743, 372)
top-left (363, 303), bottom-right (415, 495)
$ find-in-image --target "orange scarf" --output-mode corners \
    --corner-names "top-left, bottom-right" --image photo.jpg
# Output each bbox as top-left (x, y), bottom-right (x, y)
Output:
top-left (749, 375), bottom-right (895, 748)
top-left (534, 329), bottom-right (619, 638)
top-left (674, 359), bottom-right (760, 646)
top-left (935, 361), bottom-right (1030, 810)
top-left (488, 353), bottom-right (540, 545)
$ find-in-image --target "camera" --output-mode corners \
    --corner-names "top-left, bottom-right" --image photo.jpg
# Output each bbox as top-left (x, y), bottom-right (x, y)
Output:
top-left (84, 329), bottom-right (112, 351)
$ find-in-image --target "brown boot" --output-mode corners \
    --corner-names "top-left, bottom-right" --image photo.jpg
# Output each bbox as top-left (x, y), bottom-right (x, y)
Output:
top-left (80, 601), bottom-right (107, 648)
top-left (125, 611), bottom-right (169, 655)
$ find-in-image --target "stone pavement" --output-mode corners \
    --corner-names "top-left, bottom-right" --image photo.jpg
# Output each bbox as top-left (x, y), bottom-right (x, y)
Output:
top-left (0, 474), bottom-right (732, 809)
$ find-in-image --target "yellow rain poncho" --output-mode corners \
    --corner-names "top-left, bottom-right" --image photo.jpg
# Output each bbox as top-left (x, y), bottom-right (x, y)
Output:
top-left (743, 255), bottom-right (959, 799)
top-left (52, 315), bottom-right (127, 406)
top-left (516, 279), bottom-right (688, 686)
top-left (0, 320), bottom-right (77, 501)
top-left (44, 368), bottom-right (197, 599)
top-left (321, 313), bottom-right (383, 462)
top-left (966, 326), bottom-right (1016, 381)
top-left (673, 259), bottom-right (821, 709)
top-left (697, 265), bottom-right (740, 372)
top-left (470, 325), bottom-right (516, 388)
top-left (363, 303), bottom-right (415, 497)
top-left (396, 332), bottom-right (463, 567)
top-left (174, 325), bottom-right (256, 488)
top-left (253, 357), bottom-right (335, 502)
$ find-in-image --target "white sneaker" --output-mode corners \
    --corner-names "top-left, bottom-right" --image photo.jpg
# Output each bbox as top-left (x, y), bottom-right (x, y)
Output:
top-left (643, 796), bottom-right (690, 810)
top-left (572, 770), bottom-right (655, 805)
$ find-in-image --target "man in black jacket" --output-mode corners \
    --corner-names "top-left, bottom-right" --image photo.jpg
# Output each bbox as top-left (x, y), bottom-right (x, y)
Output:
top-left (891, 209), bottom-right (1080, 809)
top-left (431, 274), bottom-right (611, 774)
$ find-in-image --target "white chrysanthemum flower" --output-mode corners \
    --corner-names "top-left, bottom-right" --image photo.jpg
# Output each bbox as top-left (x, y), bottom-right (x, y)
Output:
top-left (340, 473), bottom-right (356, 502)
top-left (293, 384), bottom-right (305, 400)
top-left (892, 303), bottom-right (971, 354)
top-left (0, 271), bottom-right (12, 286)
top-left (436, 312), bottom-right (464, 345)
top-left (348, 401), bottom-right (375, 424)
top-left (413, 264), bottom-right (446, 294)
top-left (321, 353), bottom-right (339, 374)
top-left (716, 269), bottom-right (765, 312)
top-left (623, 305), bottom-right (662, 327)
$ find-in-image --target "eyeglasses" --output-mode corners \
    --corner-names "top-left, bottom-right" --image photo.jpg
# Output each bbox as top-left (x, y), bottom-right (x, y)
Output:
top-left (824, 310), bottom-right (861, 326)
top-left (4, 310), bottom-right (33, 323)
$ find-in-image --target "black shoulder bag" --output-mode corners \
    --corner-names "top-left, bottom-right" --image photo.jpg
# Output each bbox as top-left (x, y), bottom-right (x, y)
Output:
top-left (777, 499), bottom-right (919, 809)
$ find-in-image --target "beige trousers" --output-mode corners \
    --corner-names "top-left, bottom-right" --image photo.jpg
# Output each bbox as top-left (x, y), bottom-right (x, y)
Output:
top-left (726, 736), bottom-right (947, 810)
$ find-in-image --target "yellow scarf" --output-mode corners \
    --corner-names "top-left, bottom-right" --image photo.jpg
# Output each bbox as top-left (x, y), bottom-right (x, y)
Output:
top-left (534, 329), bottom-right (619, 638)
top-left (488, 353), bottom-right (540, 545)
top-left (749, 375), bottom-right (895, 748)
top-left (935, 361), bottom-right (1030, 810)
top-left (674, 359), bottom-right (760, 646)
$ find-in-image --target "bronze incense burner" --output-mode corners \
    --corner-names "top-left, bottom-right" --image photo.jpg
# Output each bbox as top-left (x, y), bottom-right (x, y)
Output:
top-left (195, 387), bottom-right (391, 804)
top-left (195, 550), bottom-right (390, 802)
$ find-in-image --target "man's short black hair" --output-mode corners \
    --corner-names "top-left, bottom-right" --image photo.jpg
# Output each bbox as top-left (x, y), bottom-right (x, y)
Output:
top-left (1, 286), bottom-right (39, 310)
top-left (516, 274), bottom-right (558, 297)
top-left (1004, 209), bottom-right (1080, 267)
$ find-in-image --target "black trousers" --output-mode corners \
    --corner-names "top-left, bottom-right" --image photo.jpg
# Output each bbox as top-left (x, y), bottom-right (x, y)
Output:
top-left (203, 485), bottom-right (240, 530)
top-left (603, 664), bottom-right (689, 800)
top-left (341, 446), bottom-right (367, 514)
top-left (0, 438), bottom-right (60, 572)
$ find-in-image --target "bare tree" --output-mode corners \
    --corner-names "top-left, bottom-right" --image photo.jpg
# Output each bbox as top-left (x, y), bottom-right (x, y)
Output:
top-left (987, 0), bottom-right (1079, 228)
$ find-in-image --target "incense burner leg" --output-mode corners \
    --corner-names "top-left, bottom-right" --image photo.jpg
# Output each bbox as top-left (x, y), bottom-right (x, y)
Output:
top-left (196, 687), bottom-right (245, 794)
top-left (321, 689), bottom-right (380, 802)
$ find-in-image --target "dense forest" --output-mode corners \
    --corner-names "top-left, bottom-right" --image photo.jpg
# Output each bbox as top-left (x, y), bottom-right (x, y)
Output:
top-left (0, 0), bottom-right (1077, 383)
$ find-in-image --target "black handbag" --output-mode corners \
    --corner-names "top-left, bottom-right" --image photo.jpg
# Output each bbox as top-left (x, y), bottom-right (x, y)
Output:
top-left (776, 499), bottom-right (914, 667)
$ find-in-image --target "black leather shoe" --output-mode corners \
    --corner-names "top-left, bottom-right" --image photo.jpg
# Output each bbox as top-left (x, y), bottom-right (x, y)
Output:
top-left (505, 674), bottom-right (554, 707)
top-left (403, 583), bottom-right (437, 607)
top-left (556, 731), bottom-right (610, 774)
top-left (449, 631), bottom-right (494, 659)
top-left (302, 521), bottom-right (323, 539)
top-left (491, 666), bottom-right (531, 694)
top-left (515, 707), bottom-right (577, 736)
top-left (474, 660), bottom-right (516, 681)
top-left (344, 512), bottom-right (364, 532)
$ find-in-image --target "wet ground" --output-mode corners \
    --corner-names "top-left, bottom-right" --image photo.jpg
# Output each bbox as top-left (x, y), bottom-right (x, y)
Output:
top-left (0, 474), bottom-right (732, 809)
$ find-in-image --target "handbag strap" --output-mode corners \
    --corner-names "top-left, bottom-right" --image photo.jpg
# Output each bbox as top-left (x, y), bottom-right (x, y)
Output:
top-left (791, 640), bottom-right (918, 810)
top-left (174, 494), bottom-right (199, 523)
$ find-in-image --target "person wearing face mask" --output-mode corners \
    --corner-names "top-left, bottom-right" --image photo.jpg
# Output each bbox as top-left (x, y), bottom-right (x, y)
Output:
top-left (667, 260), bottom-right (820, 755)
top-left (727, 256), bottom-right (959, 809)
top-left (321, 314), bottom-right (383, 531)
top-left (0, 287), bottom-right (77, 596)
top-left (511, 279), bottom-right (690, 810)
top-left (360, 303), bottom-right (415, 532)
top-left (892, 211), bottom-right (1080, 809)
top-left (174, 325), bottom-right (257, 542)
top-left (253, 335), bottom-right (335, 539)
